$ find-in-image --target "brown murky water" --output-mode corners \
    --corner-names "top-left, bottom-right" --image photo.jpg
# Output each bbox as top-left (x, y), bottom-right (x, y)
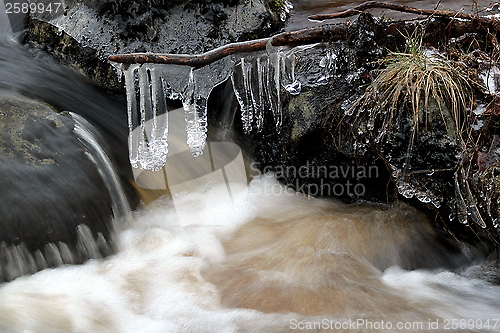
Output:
top-left (1, 177), bottom-right (500, 332)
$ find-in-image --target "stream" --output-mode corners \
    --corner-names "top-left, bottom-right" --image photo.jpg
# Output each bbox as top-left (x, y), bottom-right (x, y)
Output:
top-left (1, 1), bottom-right (500, 332)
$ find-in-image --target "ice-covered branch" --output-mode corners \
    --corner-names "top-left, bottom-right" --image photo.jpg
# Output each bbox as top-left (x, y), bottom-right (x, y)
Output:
top-left (110, 2), bottom-right (500, 68)
top-left (108, 26), bottom-right (348, 67)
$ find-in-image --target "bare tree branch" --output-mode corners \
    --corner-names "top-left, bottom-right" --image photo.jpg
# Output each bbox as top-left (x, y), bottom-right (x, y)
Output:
top-left (308, 1), bottom-right (500, 30)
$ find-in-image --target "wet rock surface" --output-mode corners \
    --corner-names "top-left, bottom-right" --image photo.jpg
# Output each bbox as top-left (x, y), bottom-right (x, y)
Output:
top-left (0, 93), bottom-right (114, 281)
top-left (24, 0), bottom-right (291, 94)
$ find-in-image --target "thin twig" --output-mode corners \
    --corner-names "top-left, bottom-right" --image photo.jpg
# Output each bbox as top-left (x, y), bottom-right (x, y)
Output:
top-left (308, 1), bottom-right (500, 30)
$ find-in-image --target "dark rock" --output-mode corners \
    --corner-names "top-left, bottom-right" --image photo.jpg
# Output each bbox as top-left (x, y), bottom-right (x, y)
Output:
top-left (0, 93), bottom-right (113, 281)
top-left (223, 13), bottom-right (496, 245)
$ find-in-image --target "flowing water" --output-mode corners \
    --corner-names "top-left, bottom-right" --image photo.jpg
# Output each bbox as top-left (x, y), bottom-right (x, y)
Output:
top-left (1, 1), bottom-right (500, 332)
top-left (0, 0), bottom-right (11, 35)
top-left (1, 176), bottom-right (500, 332)
top-left (71, 112), bottom-right (131, 222)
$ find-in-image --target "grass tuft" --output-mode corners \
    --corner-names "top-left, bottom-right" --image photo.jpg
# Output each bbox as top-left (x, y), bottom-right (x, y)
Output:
top-left (355, 37), bottom-right (474, 145)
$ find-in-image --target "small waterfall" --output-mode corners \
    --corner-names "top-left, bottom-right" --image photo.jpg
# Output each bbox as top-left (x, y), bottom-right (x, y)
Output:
top-left (0, 112), bottom-right (131, 283)
top-left (0, 113), bottom-right (130, 283)
top-left (70, 112), bottom-right (131, 222)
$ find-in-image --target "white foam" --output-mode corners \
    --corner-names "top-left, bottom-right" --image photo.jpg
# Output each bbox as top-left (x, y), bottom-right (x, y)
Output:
top-left (0, 176), bottom-right (499, 332)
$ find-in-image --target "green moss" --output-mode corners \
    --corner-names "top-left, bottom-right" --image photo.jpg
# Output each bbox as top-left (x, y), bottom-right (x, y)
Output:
top-left (0, 95), bottom-right (58, 165)
top-left (268, 0), bottom-right (286, 13)
top-left (287, 91), bottom-right (316, 140)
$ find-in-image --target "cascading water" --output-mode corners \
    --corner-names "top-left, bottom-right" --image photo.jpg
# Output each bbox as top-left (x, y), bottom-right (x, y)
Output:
top-left (1, 176), bottom-right (500, 332)
top-left (0, 225), bottom-right (109, 283)
top-left (0, 112), bottom-right (126, 283)
top-left (70, 112), bottom-right (132, 222)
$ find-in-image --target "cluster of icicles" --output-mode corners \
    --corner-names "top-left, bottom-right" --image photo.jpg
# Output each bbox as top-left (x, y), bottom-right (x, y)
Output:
top-left (121, 46), bottom-right (301, 171)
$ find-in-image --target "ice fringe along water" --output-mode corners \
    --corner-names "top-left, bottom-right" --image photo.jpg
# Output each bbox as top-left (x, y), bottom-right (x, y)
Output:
top-left (120, 45), bottom-right (303, 171)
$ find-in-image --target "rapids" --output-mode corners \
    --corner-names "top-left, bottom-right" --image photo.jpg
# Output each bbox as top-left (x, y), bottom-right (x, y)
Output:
top-left (0, 176), bottom-right (499, 332)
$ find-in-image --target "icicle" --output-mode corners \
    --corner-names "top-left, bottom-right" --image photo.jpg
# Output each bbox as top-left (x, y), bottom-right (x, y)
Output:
top-left (184, 56), bottom-right (234, 156)
top-left (137, 65), bottom-right (152, 169)
top-left (455, 175), bottom-right (469, 225)
top-left (183, 99), bottom-right (207, 158)
top-left (282, 48), bottom-right (301, 95)
top-left (232, 58), bottom-right (254, 134)
top-left (123, 63), bottom-right (140, 169)
top-left (123, 63), bottom-right (169, 171)
top-left (255, 56), bottom-right (266, 131)
top-left (273, 52), bottom-right (282, 129)
top-left (231, 54), bottom-right (276, 134)
top-left (146, 64), bottom-right (169, 170)
top-left (183, 69), bottom-right (205, 157)
top-left (231, 58), bottom-right (249, 133)
top-left (138, 65), bottom-right (168, 171)
top-left (243, 57), bottom-right (257, 133)
top-left (267, 51), bottom-right (282, 129)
